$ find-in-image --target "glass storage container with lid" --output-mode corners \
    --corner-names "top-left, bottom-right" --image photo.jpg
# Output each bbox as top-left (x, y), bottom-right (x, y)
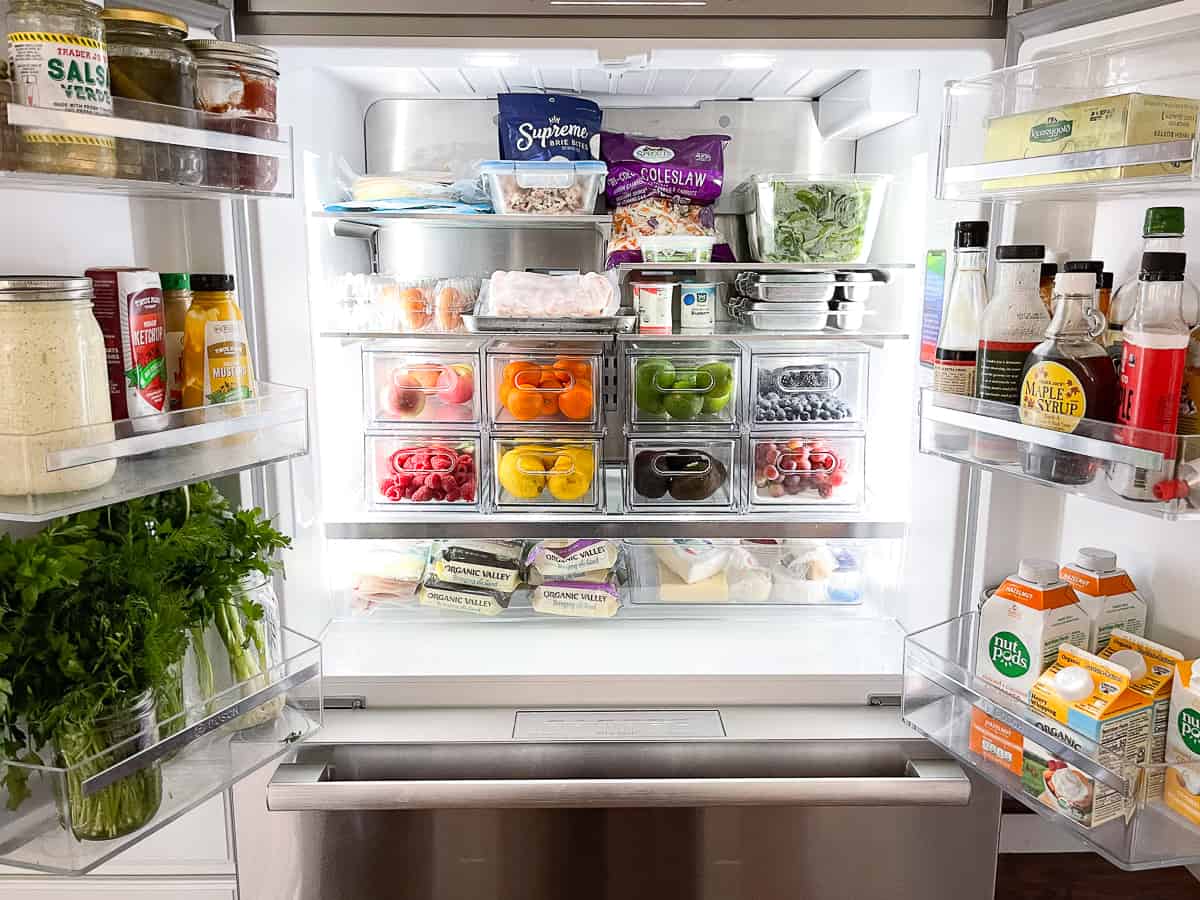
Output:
top-left (186, 39), bottom-right (279, 190)
top-left (102, 7), bottom-right (202, 184)
top-left (0, 276), bottom-right (117, 497)
top-left (6, 0), bottom-right (117, 177)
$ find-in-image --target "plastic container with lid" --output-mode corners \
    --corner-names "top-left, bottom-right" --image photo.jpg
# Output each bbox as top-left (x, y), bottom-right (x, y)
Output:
top-left (7, 0), bottom-right (117, 178)
top-left (640, 235), bottom-right (715, 264)
top-left (0, 276), bottom-right (117, 496)
top-left (102, 7), bottom-right (203, 185)
top-left (479, 160), bottom-right (606, 216)
top-left (738, 173), bottom-right (891, 264)
top-left (186, 39), bottom-right (280, 191)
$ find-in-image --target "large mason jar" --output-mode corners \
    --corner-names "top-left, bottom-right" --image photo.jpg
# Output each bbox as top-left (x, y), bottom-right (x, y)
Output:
top-left (0, 277), bottom-right (116, 497)
top-left (6, 0), bottom-right (117, 177)
top-left (101, 7), bottom-right (203, 184)
top-left (56, 689), bottom-right (163, 841)
top-left (0, 61), bottom-right (17, 171)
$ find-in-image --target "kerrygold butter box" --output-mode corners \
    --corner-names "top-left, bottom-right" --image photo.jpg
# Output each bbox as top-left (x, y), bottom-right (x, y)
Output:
top-left (983, 92), bottom-right (1198, 190)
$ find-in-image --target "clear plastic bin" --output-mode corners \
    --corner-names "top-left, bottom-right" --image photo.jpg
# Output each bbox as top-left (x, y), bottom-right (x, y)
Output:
top-left (640, 235), bottom-right (716, 263)
top-left (903, 611), bottom-right (1200, 871)
top-left (751, 350), bottom-right (869, 429)
top-left (487, 349), bottom-right (601, 428)
top-left (492, 437), bottom-right (603, 510)
top-left (363, 349), bottom-right (480, 427)
top-left (739, 174), bottom-right (891, 264)
top-left (628, 351), bottom-right (739, 428)
top-left (626, 438), bottom-right (738, 510)
top-left (479, 160), bottom-right (606, 216)
top-left (749, 433), bottom-right (865, 508)
top-left (367, 434), bottom-right (481, 509)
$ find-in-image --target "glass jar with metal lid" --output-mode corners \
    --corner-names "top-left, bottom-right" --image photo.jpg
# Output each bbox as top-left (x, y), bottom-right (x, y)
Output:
top-left (6, 0), bottom-right (117, 178)
top-left (0, 61), bottom-right (15, 172)
top-left (186, 39), bottom-right (279, 191)
top-left (101, 6), bottom-right (203, 184)
top-left (0, 276), bottom-right (117, 497)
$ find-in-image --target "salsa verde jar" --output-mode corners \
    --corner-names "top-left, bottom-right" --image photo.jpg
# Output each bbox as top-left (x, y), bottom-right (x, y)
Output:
top-left (0, 277), bottom-right (116, 498)
top-left (6, 0), bottom-right (117, 177)
top-left (101, 6), bottom-right (202, 184)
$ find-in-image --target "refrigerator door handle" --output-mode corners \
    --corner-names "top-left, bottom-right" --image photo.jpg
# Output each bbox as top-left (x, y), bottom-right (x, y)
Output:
top-left (266, 758), bottom-right (971, 811)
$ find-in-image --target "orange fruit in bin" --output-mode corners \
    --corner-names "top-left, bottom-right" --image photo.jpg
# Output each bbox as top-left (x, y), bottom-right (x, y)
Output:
top-left (502, 360), bottom-right (539, 388)
top-left (508, 390), bottom-right (543, 420)
top-left (558, 380), bottom-right (594, 421)
top-left (553, 357), bottom-right (591, 383)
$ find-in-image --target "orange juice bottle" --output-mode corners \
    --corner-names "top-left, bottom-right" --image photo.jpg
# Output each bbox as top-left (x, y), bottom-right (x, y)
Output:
top-left (182, 274), bottom-right (255, 409)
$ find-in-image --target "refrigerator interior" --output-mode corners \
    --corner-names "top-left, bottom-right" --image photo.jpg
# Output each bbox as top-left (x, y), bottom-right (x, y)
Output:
top-left (248, 38), bottom-right (1003, 706)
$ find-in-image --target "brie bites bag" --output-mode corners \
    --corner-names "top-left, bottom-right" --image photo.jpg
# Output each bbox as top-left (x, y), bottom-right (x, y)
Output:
top-left (497, 93), bottom-right (602, 162)
top-left (601, 131), bottom-right (734, 267)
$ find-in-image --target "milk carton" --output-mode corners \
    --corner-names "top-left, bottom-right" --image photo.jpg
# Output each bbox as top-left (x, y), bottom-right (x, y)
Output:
top-left (976, 559), bottom-right (1090, 701)
top-left (1165, 658), bottom-right (1200, 826)
top-left (1023, 645), bottom-right (1154, 828)
top-left (1098, 630), bottom-right (1182, 797)
top-left (1060, 548), bottom-right (1147, 653)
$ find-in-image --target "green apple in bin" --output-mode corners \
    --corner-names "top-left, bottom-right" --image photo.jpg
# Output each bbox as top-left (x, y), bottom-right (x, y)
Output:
top-left (662, 372), bottom-right (704, 420)
top-left (634, 357), bottom-right (675, 414)
top-left (698, 361), bottom-right (734, 415)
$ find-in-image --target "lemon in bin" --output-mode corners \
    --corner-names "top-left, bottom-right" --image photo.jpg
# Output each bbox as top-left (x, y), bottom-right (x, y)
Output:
top-left (498, 447), bottom-right (547, 499)
top-left (546, 446), bottom-right (594, 502)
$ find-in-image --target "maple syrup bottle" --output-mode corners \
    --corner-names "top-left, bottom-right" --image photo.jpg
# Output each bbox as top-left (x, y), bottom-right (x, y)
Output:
top-left (1018, 272), bottom-right (1120, 485)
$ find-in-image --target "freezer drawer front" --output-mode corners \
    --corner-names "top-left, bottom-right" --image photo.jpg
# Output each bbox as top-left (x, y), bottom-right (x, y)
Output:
top-left (234, 742), bottom-right (1000, 900)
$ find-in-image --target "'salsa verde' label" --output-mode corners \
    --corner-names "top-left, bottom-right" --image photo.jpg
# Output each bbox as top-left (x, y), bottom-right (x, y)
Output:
top-left (989, 631), bottom-right (1032, 679)
top-left (1030, 117), bottom-right (1073, 143)
top-left (1020, 361), bottom-right (1087, 432)
top-left (8, 31), bottom-right (114, 146)
top-left (1180, 707), bottom-right (1200, 756)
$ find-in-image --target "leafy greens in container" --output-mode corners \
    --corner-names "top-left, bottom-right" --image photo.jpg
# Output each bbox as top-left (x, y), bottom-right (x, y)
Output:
top-left (742, 174), bottom-right (890, 264)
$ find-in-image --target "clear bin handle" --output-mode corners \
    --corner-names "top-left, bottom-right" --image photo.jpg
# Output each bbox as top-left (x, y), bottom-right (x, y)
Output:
top-left (655, 369), bottom-right (716, 394)
top-left (650, 451), bottom-right (712, 478)
top-left (777, 365), bottom-right (842, 394)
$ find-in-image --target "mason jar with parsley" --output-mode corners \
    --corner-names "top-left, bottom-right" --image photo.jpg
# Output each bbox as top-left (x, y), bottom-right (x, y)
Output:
top-left (6, 0), bottom-right (117, 177)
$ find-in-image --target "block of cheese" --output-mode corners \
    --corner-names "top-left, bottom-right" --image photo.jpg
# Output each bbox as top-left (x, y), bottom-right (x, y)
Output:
top-left (653, 540), bottom-right (731, 585)
top-left (656, 560), bottom-right (729, 603)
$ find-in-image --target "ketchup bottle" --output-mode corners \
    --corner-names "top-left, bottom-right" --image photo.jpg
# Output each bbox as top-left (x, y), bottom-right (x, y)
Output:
top-left (1109, 251), bottom-right (1189, 501)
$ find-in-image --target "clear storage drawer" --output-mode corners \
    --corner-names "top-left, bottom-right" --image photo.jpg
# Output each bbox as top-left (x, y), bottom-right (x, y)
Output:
top-left (367, 433), bottom-right (481, 509)
top-left (751, 350), bottom-right (868, 429)
top-left (748, 433), bottom-right (865, 508)
top-left (492, 436), bottom-right (603, 511)
top-left (362, 349), bottom-right (480, 427)
top-left (628, 351), bottom-right (740, 429)
top-left (626, 438), bottom-right (737, 510)
top-left (488, 349), bottom-right (601, 429)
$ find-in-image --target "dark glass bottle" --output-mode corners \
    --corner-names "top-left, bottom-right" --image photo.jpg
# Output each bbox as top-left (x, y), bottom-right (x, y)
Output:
top-left (1019, 271), bottom-right (1120, 485)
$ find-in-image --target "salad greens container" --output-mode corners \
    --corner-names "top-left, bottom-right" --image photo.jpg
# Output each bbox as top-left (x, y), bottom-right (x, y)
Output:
top-left (740, 174), bottom-right (891, 264)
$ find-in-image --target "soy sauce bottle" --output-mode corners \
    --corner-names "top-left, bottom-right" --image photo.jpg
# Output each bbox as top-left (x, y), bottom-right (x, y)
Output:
top-left (1018, 271), bottom-right (1120, 484)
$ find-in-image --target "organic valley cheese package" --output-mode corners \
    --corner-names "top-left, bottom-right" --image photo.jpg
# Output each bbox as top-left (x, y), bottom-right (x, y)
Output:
top-left (1023, 645), bottom-right (1155, 829)
top-left (1165, 658), bottom-right (1200, 826)
top-left (1060, 548), bottom-right (1147, 652)
top-left (1098, 630), bottom-right (1183, 797)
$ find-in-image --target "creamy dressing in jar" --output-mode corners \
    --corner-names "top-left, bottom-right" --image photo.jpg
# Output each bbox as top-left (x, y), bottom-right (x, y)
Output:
top-left (0, 276), bottom-right (116, 496)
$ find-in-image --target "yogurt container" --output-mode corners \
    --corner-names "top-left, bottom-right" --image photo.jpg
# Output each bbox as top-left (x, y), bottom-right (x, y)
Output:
top-left (632, 281), bottom-right (675, 334)
top-left (680, 282), bottom-right (718, 330)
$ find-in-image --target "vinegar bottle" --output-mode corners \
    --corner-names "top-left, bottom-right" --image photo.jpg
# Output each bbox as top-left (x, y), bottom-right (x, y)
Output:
top-left (1018, 272), bottom-right (1120, 485)
top-left (931, 220), bottom-right (988, 450)
top-left (1109, 252), bottom-right (1189, 501)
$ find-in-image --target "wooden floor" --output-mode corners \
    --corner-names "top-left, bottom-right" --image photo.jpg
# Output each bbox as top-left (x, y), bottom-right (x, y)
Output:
top-left (996, 854), bottom-right (1200, 899)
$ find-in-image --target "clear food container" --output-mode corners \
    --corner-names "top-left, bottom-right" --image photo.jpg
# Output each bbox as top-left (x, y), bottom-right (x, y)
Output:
top-left (628, 351), bottom-right (739, 428)
top-left (751, 350), bottom-right (869, 429)
top-left (367, 434), bottom-right (480, 509)
top-left (487, 349), bottom-right (601, 428)
top-left (749, 433), bottom-right (865, 508)
top-left (739, 174), bottom-right (891, 264)
top-left (735, 272), bottom-right (837, 303)
top-left (626, 438), bottom-right (738, 510)
top-left (362, 349), bottom-right (480, 427)
top-left (492, 437), bottom-right (603, 510)
top-left (479, 160), bottom-right (607, 216)
top-left (639, 235), bottom-right (716, 263)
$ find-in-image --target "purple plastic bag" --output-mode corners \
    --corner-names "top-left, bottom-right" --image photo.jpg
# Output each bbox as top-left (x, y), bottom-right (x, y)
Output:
top-left (600, 132), bottom-right (729, 207)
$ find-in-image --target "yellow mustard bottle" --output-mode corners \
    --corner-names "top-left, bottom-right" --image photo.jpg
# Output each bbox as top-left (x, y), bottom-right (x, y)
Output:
top-left (182, 273), bottom-right (255, 409)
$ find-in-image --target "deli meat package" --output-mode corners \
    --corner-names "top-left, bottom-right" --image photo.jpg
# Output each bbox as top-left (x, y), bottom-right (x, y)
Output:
top-left (480, 270), bottom-right (618, 318)
top-left (600, 131), bottom-right (734, 267)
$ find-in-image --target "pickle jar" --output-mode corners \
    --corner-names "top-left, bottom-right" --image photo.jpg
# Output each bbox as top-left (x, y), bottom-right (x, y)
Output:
top-left (101, 7), bottom-right (203, 184)
top-left (186, 40), bottom-right (279, 191)
top-left (0, 61), bottom-right (16, 172)
top-left (6, 0), bottom-right (117, 177)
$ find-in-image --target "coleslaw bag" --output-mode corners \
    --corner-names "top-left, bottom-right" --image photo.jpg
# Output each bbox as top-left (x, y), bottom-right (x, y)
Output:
top-left (600, 131), bottom-right (735, 267)
top-left (498, 93), bottom-right (602, 161)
